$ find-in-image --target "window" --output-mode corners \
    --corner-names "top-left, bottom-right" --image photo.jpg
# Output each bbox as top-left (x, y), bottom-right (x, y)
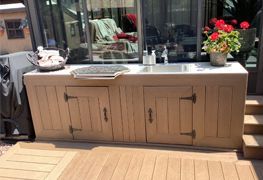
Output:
top-left (5, 19), bottom-right (24, 39)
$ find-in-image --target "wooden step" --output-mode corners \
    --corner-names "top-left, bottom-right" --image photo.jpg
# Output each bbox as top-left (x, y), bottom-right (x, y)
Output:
top-left (246, 96), bottom-right (263, 105)
top-left (244, 115), bottom-right (263, 134)
top-left (243, 135), bottom-right (263, 159)
top-left (245, 96), bottom-right (263, 115)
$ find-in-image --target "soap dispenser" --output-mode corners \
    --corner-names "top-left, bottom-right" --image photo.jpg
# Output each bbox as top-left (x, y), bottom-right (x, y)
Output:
top-left (143, 46), bottom-right (156, 65)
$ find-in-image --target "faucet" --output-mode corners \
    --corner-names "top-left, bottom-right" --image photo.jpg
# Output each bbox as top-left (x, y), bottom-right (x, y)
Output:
top-left (162, 45), bottom-right (168, 64)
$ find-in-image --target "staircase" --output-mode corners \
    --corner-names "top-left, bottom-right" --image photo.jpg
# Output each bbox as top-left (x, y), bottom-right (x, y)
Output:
top-left (243, 96), bottom-right (263, 159)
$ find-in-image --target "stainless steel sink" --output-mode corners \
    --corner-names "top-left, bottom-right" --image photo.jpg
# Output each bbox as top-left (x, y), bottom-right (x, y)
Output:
top-left (140, 64), bottom-right (190, 73)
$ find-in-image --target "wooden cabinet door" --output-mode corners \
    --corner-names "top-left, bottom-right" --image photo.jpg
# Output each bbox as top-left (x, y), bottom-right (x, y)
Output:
top-left (144, 87), bottom-right (193, 145)
top-left (66, 87), bottom-right (113, 141)
top-left (28, 86), bottom-right (72, 140)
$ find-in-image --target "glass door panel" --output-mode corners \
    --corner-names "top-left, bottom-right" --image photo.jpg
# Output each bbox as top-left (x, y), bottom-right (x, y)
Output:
top-left (143, 0), bottom-right (198, 63)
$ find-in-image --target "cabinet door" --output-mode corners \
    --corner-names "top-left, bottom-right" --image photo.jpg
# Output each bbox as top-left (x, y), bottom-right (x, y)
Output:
top-left (144, 87), bottom-right (193, 145)
top-left (26, 86), bottom-right (72, 140)
top-left (194, 85), bottom-right (246, 148)
top-left (66, 87), bottom-right (113, 141)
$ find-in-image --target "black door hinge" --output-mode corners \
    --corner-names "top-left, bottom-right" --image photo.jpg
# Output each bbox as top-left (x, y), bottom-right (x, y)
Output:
top-left (69, 125), bottom-right (82, 134)
top-left (180, 93), bottom-right (196, 104)
top-left (180, 130), bottom-right (196, 139)
top-left (64, 93), bottom-right (76, 102)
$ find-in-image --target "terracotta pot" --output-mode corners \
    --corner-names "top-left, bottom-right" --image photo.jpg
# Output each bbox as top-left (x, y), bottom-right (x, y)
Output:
top-left (237, 28), bottom-right (256, 52)
top-left (23, 27), bottom-right (30, 35)
top-left (0, 28), bottom-right (4, 37)
top-left (210, 52), bottom-right (227, 66)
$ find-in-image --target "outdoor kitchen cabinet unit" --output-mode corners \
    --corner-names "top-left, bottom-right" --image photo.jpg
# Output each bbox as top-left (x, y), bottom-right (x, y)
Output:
top-left (24, 63), bottom-right (248, 149)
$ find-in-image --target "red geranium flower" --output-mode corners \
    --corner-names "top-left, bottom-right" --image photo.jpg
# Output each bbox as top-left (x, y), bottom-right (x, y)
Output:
top-left (224, 25), bottom-right (234, 33)
top-left (209, 18), bottom-right (217, 25)
top-left (204, 26), bottom-right (211, 31)
top-left (210, 32), bottom-right (219, 41)
top-left (231, 19), bottom-right (238, 25)
top-left (240, 21), bottom-right (250, 29)
top-left (215, 19), bottom-right (225, 30)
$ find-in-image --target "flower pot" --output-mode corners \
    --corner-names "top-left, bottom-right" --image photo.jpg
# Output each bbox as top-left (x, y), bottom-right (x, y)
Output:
top-left (237, 28), bottom-right (256, 52)
top-left (0, 28), bottom-right (4, 37)
top-left (210, 52), bottom-right (227, 66)
top-left (23, 27), bottom-right (30, 35)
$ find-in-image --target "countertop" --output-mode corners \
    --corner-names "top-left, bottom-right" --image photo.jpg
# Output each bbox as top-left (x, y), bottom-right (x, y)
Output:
top-left (24, 62), bottom-right (248, 77)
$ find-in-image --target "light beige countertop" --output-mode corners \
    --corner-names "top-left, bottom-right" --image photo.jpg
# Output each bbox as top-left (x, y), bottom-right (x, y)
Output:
top-left (24, 62), bottom-right (248, 77)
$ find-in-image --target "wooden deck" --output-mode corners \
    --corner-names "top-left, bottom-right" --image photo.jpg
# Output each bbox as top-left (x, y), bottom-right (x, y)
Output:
top-left (0, 142), bottom-right (263, 180)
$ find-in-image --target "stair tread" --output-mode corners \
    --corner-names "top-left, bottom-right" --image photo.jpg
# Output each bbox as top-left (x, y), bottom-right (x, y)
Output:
top-left (243, 135), bottom-right (263, 147)
top-left (245, 115), bottom-right (263, 125)
top-left (246, 96), bottom-right (263, 105)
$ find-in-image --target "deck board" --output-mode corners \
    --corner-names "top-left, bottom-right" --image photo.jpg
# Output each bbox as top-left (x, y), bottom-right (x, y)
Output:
top-left (1, 142), bottom-right (263, 180)
top-left (194, 159), bottom-right (209, 180)
top-left (152, 155), bottom-right (168, 180)
top-left (125, 153), bottom-right (145, 180)
top-left (111, 153), bottom-right (133, 180)
top-left (167, 156), bottom-right (181, 180)
top-left (0, 143), bottom-right (76, 180)
top-left (138, 154), bottom-right (156, 180)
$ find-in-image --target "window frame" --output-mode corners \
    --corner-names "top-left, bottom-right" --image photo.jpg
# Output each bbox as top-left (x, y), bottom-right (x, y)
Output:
top-left (5, 19), bottom-right (25, 39)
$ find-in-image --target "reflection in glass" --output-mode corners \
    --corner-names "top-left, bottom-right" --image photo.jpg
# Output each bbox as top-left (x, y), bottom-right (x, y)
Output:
top-left (38, 0), bottom-right (89, 63)
top-left (143, 0), bottom-right (198, 63)
top-left (87, 0), bottom-right (139, 62)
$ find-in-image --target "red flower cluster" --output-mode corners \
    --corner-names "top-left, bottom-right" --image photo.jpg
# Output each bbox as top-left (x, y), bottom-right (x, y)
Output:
top-left (209, 18), bottom-right (251, 30)
top-left (204, 26), bottom-right (211, 31)
top-left (204, 18), bottom-right (251, 42)
top-left (240, 21), bottom-right (250, 29)
top-left (231, 19), bottom-right (238, 25)
top-left (215, 19), bottom-right (225, 30)
top-left (209, 18), bottom-right (218, 25)
top-left (210, 32), bottom-right (219, 41)
top-left (214, 19), bottom-right (234, 33)
top-left (224, 25), bottom-right (234, 33)
top-left (203, 26), bottom-right (211, 33)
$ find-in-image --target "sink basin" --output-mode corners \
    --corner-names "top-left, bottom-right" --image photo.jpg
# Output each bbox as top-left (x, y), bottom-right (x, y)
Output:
top-left (140, 64), bottom-right (191, 73)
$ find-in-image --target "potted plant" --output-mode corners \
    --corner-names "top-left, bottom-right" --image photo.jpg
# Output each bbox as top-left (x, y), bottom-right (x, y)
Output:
top-left (218, 0), bottom-right (259, 64)
top-left (228, 19), bottom-right (256, 66)
top-left (0, 26), bottom-right (4, 37)
top-left (20, 18), bottom-right (30, 35)
top-left (23, 26), bottom-right (30, 35)
top-left (0, 21), bottom-right (5, 37)
top-left (228, 19), bottom-right (256, 52)
top-left (236, 21), bottom-right (256, 52)
top-left (202, 19), bottom-right (241, 66)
